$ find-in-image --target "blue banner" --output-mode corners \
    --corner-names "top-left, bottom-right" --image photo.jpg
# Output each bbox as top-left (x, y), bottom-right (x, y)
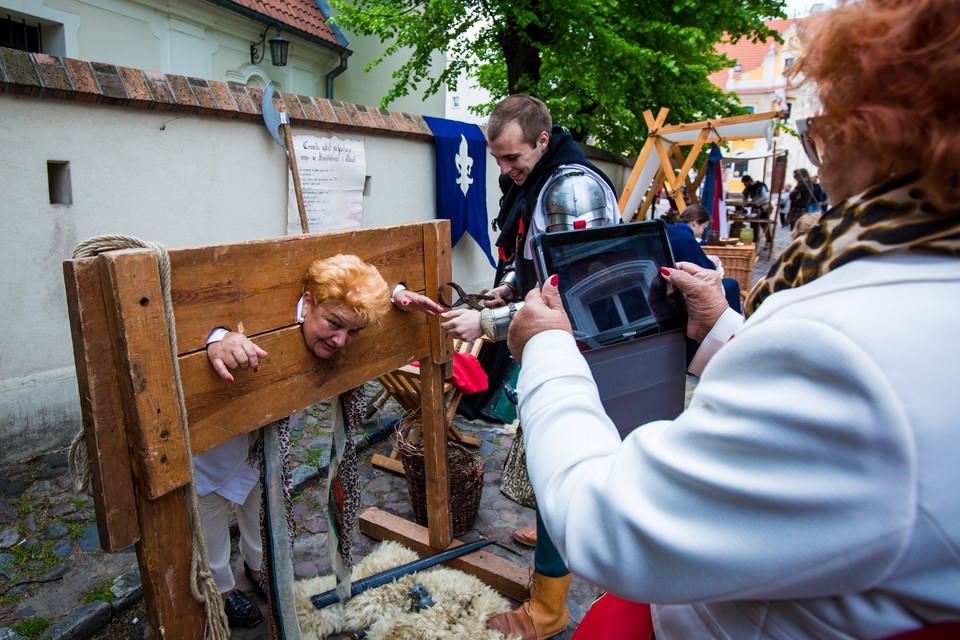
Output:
top-left (423, 116), bottom-right (496, 267)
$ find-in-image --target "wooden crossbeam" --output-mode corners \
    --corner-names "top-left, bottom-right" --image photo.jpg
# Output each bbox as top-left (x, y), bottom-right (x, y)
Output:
top-left (359, 508), bottom-right (530, 602)
top-left (617, 108), bottom-right (669, 219)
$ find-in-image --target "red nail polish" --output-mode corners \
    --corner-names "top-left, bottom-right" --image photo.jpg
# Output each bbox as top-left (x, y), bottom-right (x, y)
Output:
top-left (253, 366), bottom-right (258, 373)
top-left (227, 375), bottom-right (234, 383)
top-left (661, 267), bottom-right (673, 277)
top-left (402, 300), bottom-right (409, 306)
top-left (550, 274), bottom-right (559, 286)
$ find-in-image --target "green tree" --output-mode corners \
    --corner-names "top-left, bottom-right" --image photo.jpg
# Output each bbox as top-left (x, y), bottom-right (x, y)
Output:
top-left (331, 0), bottom-right (786, 154)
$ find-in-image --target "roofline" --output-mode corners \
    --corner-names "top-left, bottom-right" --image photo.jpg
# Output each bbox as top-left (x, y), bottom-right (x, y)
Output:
top-left (727, 82), bottom-right (804, 95)
top-left (203, 0), bottom-right (352, 56)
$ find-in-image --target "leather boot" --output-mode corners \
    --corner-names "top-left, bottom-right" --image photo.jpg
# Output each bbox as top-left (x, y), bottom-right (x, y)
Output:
top-left (486, 573), bottom-right (571, 640)
top-left (512, 527), bottom-right (538, 547)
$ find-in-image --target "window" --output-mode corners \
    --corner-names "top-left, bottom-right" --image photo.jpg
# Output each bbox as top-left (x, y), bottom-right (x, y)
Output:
top-left (1, 15), bottom-right (42, 52)
top-left (452, 96), bottom-right (460, 109)
top-left (733, 161), bottom-right (749, 178)
top-left (782, 57), bottom-right (795, 74)
top-left (744, 106), bottom-right (755, 114)
top-left (48, 161), bottom-right (73, 205)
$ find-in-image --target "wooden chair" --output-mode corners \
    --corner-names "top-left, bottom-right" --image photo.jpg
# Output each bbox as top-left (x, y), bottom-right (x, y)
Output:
top-left (371, 337), bottom-right (485, 475)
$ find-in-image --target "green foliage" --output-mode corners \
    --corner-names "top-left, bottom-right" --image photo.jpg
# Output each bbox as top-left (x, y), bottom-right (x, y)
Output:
top-left (82, 579), bottom-right (115, 604)
top-left (13, 617), bottom-right (52, 639)
top-left (307, 447), bottom-right (324, 467)
top-left (10, 541), bottom-right (59, 578)
top-left (66, 519), bottom-right (88, 539)
top-left (331, 0), bottom-right (786, 154)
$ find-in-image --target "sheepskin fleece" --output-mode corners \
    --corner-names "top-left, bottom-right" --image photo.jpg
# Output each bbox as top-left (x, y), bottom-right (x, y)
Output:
top-left (294, 541), bottom-right (513, 639)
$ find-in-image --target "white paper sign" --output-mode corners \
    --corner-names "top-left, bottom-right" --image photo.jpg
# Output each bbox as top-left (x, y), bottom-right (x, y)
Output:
top-left (286, 136), bottom-right (366, 234)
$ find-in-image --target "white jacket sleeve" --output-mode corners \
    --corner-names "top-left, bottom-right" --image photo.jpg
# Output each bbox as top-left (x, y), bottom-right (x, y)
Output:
top-left (517, 324), bottom-right (915, 604)
top-left (687, 307), bottom-right (742, 377)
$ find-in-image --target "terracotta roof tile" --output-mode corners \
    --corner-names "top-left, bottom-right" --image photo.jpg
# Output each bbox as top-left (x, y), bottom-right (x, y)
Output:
top-left (708, 19), bottom-right (797, 88)
top-left (228, 0), bottom-right (341, 47)
top-left (1, 47), bottom-right (434, 141)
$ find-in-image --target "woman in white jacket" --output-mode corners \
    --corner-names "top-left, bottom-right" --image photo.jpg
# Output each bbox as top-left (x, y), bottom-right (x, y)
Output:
top-left (507, 0), bottom-right (960, 637)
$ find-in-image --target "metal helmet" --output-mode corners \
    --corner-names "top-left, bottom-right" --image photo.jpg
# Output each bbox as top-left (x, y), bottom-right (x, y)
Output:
top-left (543, 170), bottom-right (611, 232)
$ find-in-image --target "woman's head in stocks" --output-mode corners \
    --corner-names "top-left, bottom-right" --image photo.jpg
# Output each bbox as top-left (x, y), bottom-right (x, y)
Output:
top-left (790, 0), bottom-right (960, 206)
top-left (300, 254), bottom-right (391, 359)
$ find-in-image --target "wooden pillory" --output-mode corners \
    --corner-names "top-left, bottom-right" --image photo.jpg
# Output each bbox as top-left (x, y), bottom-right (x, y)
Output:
top-left (63, 221), bottom-right (529, 638)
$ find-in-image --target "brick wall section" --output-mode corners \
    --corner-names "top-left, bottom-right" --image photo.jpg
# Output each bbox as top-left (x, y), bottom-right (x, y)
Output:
top-left (0, 46), bottom-right (435, 141)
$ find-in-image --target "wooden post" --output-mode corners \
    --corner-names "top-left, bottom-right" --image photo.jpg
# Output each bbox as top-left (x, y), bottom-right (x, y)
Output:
top-left (63, 259), bottom-right (139, 552)
top-left (97, 249), bottom-right (202, 639)
top-left (618, 108), bottom-right (670, 220)
top-left (421, 221), bottom-right (453, 548)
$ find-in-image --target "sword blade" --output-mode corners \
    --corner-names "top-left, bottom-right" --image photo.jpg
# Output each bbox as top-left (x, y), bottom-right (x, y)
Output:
top-left (310, 538), bottom-right (495, 609)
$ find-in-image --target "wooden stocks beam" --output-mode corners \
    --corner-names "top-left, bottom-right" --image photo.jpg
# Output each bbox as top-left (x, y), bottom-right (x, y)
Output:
top-left (422, 222), bottom-right (453, 548)
top-left (99, 249), bottom-right (203, 638)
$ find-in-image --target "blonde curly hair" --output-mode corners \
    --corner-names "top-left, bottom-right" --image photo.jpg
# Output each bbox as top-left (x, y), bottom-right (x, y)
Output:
top-left (304, 254), bottom-right (391, 327)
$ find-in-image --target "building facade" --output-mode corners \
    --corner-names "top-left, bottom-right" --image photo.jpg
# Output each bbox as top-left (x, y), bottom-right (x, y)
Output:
top-left (707, 14), bottom-right (825, 199)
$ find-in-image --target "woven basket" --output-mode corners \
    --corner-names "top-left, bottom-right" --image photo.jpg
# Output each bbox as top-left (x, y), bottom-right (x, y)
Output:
top-left (704, 244), bottom-right (756, 295)
top-left (392, 411), bottom-right (485, 537)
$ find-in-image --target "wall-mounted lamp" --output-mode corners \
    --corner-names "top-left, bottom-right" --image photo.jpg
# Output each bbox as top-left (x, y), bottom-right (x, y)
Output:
top-left (251, 23), bottom-right (289, 67)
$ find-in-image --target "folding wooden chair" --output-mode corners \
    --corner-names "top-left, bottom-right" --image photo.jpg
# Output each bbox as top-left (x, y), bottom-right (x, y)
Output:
top-left (371, 337), bottom-right (485, 475)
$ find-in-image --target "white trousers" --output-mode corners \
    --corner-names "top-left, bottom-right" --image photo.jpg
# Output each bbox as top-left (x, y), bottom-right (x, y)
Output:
top-left (198, 482), bottom-right (263, 593)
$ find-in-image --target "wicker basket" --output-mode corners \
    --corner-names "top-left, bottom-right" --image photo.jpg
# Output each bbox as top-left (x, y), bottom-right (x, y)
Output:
top-left (704, 243), bottom-right (757, 295)
top-left (392, 411), bottom-right (485, 537)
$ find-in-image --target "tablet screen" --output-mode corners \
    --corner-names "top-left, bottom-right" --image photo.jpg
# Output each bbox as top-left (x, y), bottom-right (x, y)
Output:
top-left (532, 220), bottom-right (687, 350)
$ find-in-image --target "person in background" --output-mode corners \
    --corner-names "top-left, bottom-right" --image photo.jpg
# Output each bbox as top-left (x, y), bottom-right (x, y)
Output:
top-left (788, 168), bottom-right (819, 229)
top-left (778, 182), bottom-right (793, 225)
top-left (791, 208), bottom-right (823, 239)
top-left (741, 175), bottom-right (771, 219)
top-left (504, 0), bottom-right (960, 637)
top-left (665, 204), bottom-right (740, 313)
top-left (814, 173), bottom-right (830, 211)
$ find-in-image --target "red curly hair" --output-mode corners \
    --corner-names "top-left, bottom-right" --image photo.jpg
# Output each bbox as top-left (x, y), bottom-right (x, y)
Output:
top-left (791, 0), bottom-right (960, 207)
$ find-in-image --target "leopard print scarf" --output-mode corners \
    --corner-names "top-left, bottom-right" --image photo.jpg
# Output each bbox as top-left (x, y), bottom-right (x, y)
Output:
top-left (744, 172), bottom-right (960, 317)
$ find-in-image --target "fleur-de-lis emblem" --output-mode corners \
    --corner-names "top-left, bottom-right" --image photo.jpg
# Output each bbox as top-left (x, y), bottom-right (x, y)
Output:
top-left (455, 134), bottom-right (474, 196)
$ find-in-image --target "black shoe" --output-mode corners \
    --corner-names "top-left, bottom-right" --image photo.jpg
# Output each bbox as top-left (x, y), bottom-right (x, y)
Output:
top-left (223, 589), bottom-right (262, 628)
top-left (244, 562), bottom-right (267, 599)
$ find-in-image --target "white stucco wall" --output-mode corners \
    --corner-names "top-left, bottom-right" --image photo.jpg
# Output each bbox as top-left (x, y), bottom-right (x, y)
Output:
top-left (0, 91), bottom-right (501, 465)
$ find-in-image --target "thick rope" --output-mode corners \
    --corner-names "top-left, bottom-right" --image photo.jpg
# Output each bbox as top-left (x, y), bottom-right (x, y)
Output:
top-left (69, 235), bottom-right (230, 639)
top-left (67, 430), bottom-right (90, 494)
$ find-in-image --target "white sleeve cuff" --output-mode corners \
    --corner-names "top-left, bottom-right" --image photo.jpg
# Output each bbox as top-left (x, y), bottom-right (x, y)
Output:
top-left (206, 327), bottom-right (229, 345)
top-left (391, 283), bottom-right (406, 305)
top-left (687, 308), bottom-right (744, 377)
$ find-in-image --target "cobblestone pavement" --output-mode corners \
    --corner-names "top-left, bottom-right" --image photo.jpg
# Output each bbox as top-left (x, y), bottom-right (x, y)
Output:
top-left (0, 227), bottom-right (794, 639)
top-left (0, 398), bottom-right (601, 640)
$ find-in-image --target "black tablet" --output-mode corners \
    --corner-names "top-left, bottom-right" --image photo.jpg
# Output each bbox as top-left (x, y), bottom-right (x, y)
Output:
top-left (530, 220), bottom-right (687, 350)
